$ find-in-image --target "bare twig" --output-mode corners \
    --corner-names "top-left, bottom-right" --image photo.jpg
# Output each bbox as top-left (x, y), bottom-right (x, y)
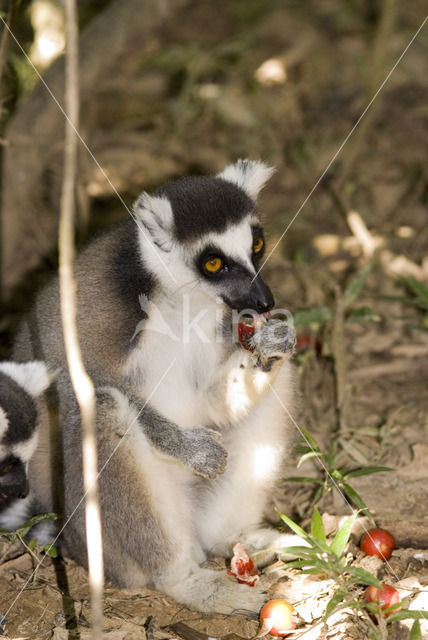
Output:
top-left (332, 285), bottom-right (348, 433)
top-left (0, 0), bottom-right (21, 302)
top-left (337, 0), bottom-right (397, 184)
top-left (58, 1), bottom-right (104, 638)
top-left (325, 180), bottom-right (383, 257)
top-left (0, 0), bottom-right (20, 85)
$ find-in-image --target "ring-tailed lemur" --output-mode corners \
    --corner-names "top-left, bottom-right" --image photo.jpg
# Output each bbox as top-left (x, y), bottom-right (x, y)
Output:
top-left (0, 361), bottom-right (51, 528)
top-left (13, 160), bottom-right (296, 613)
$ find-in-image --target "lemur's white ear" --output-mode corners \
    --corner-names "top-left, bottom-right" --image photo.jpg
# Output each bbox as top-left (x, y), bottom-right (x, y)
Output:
top-left (217, 159), bottom-right (276, 200)
top-left (133, 193), bottom-right (174, 252)
top-left (0, 361), bottom-right (52, 397)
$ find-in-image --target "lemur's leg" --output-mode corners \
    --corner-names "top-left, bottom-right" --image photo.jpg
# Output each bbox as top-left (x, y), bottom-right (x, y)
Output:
top-left (62, 387), bottom-right (267, 613)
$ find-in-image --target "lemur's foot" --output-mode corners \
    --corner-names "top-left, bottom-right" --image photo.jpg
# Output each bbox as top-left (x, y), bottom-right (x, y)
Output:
top-left (181, 427), bottom-right (228, 479)
top-left (251, 319), bottom-right (295, 370)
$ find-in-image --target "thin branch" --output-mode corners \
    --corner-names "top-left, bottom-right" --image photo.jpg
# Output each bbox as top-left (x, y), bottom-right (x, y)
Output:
top-left (0, 0), bottom-right (20, 84)
top-left (58, 1), bottom-right (104, 638)
top-left (0, 0), bottom-right (21, 302)
top-left (332, 285), bottom-right (348, 434)
top-left (337, 0), bottom-right (397, 184)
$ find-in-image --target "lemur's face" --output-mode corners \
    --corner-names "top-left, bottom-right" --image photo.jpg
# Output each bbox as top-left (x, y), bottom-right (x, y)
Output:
top-left (0, 361), bottom-right (50, 509)
top-left (0, 454), bottom-right (29, 504)
top-left (190, 216), bottom-right (274, 313)
top-left (135, 160), bottom-right (276, 313)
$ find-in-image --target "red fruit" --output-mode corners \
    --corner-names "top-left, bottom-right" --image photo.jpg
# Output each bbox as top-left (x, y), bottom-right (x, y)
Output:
top-left (258, 599), bottom-right (295, 637)
top-left (360, 528), bottom-right (395, 561)
top-left (227, 542), bottom-right (259, 586)
top-left (296, 334), bottom-right (312, 351)
top-left (237, 322), bottom-right (255, 351)
top-left (363, 584), bottom-right (401, 617)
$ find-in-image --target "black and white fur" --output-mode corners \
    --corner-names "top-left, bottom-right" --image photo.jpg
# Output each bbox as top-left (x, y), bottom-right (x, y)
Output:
top-left (0, 361), bottom-right (50, 529)
top-left (13, 160), bottom-right (296, 613)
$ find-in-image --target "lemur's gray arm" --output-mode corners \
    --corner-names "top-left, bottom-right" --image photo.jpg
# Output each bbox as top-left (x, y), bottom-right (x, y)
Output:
top-left (96, 383), bottom-right (227, 479)
top-left (137, 404), bottom-right (227, 479)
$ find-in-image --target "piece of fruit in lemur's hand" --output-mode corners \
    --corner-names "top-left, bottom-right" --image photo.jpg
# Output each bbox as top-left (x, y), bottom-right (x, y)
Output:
top-left (238, 313), bottom-right (267, 351)
top-left (238, 315), bottom-right (295, 370)
top-left (0, 361), bottom-right (51, 510)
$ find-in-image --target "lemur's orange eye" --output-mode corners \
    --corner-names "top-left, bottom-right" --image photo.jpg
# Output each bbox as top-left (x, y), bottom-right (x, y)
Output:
top-left (204, 257), bottom-right (223, 273)
top-left (253, 237), bottom-right (264, 253)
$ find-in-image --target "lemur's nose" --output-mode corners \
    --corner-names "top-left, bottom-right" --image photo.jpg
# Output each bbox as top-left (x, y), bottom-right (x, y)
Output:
top-left (255, 297), bottom-right (274, 313)
top-left (252, 277), bottom-right (275, 313)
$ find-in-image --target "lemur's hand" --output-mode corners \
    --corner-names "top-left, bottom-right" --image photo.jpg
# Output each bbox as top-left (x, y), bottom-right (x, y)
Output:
top-left (180, 427), bottom-right (228, 479)
top-left (251, 319), bottom-right (295, 370)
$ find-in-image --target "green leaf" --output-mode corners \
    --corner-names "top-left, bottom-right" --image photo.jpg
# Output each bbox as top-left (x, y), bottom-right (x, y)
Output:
top-left (300, 567), bottom-right (329, 575)
top-left (399, 276), bottom-right (428, 309)
top-left (324, 591), bottom-right (346, 620)
top-left (282, 476), bottom-right (324, 485)
top-left (329, 515), bottom-right (355, 559)
top-left (275, 509), bottom-right (311, 543)
top-left (346, 599), bottom-right (377, 612)
top-left (293, 306), bottom-right (332, 327)
top-left (311, 507), bottom-right (326, 543)
top-left (312, 484), bottom-right (326, 504)
top-left (344, 466), bottom-right (393, 479)
top-left (345, 566), bottom-right (382, 588)
top-left (43, 543), bottom-right (58, 558)
top-left (283, 559), bottom-right (313, 570)
top-left (297, 451), bottom-right (323, 466)
top-left (346, 306), bottom-right (381, 323)
top-left (343, 264), bottom-right (372, 308)
top-left (409, 619), bottom-right (423, 640)
top-left (299, 428), bottom-right (322, 451)
top-left (341, 482), bottom-right (371, 517)
top-left (277, 545), bottom-right (317, 557)
top-left (387, 610), bottom-right (428, 623)
top-left (27, 538), bottom-right (38, 551)
top-left (381, 294), bottom-right (425, 307)
top-left (17, 512), bottom-right (59, 536)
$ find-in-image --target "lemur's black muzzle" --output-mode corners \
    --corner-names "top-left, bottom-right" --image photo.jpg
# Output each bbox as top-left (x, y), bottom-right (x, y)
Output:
top-left (223, 273), bottom-right (275, 313)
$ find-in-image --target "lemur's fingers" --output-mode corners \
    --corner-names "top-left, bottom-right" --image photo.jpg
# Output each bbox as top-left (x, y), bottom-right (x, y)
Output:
top-left (251, 319), bottom-right (295, 359)
top-left (181, 428), bottom-right (228, 478)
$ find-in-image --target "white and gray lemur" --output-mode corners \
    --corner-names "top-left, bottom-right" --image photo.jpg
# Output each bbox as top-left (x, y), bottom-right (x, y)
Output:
top-left (0, 361), bottom-right (51, 528)
top-left (13, 159), bottom-right (296, 613)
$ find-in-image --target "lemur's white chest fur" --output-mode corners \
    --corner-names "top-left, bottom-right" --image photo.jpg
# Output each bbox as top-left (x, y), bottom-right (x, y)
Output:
top-left (123, 290), bottom-right (240, 428)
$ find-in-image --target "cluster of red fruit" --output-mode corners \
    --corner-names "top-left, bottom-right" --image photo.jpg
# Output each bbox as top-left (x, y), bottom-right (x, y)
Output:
top-left (359, 527), bottom-right (400, 618)
top-left (230, 527), bottom-right (398, 637)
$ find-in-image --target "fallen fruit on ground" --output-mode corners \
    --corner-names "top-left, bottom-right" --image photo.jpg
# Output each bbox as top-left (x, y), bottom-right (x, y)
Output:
top-left (257, 599), bottom-right (295, 637)
top-left (227, 542), bottom-right (259, 586)
top-left (360, 527), bottom-right (395, 560)
top-left (363, 583), bottom-right (401, 618)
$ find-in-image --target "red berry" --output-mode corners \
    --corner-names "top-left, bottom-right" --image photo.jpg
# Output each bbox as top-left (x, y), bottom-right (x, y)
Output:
top-left (238, 322), bottom-right (255, 351)
top-left (296, 334), bottom-right (312, 351)
top-left (360, 528), bottom-right (395, 561)
top-left (259, 599), bottom-right (295, 637)
top-left (363, 584), bottom-right (401, 617)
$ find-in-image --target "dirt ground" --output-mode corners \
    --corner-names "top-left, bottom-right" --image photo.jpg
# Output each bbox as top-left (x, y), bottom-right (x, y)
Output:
top-left (0, 1), bottom-right (427, 638)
